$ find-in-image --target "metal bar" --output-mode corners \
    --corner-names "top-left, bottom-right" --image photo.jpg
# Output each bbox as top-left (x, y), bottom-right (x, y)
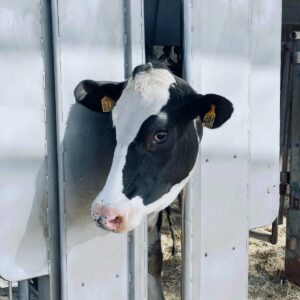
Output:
top-left (41, 0), bottom-right (61, 299)
top-left (124, 1), bottom-right (147, 299)
top-left (38, 276), bottom-right (50, 300)
top-left (8, 282), bottom-right (13, 300)
top-left (249, 219), bottom-right (278, 245)
top-left (279, 43), bottom-right (293, 225)
top-left (182, 0), bottom-right (192, 83)
top-left (285, 37), bottom-right (300, 287)
top-left (18, 280), bottom-right (29, 300)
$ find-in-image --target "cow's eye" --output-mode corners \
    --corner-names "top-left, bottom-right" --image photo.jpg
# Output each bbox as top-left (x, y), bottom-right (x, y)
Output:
top-left (153, 130), bottom-right (168, 143)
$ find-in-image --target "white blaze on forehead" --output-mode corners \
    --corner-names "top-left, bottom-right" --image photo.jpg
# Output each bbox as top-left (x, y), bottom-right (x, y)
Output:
top-left (112, 68), bottom-right (175, 146)
top-left (92, 68), bottom-right (177, 231)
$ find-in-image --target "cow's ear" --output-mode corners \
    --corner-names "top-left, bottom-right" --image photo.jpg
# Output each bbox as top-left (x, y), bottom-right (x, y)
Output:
top-left (189, 94), bottom-right (233, 129)
top-left (74, 80), bottom-right (126, 113)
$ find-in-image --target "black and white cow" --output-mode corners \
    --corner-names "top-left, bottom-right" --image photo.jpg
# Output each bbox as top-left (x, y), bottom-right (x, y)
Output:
top-left (74, 63), bottom-right (233, 299)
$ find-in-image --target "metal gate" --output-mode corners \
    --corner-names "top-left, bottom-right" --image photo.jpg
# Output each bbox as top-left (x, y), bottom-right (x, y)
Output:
top-left (0, 1), bottom-right (281, 299)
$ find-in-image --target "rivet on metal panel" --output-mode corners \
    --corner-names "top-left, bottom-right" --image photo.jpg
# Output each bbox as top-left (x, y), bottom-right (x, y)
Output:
top-left (205, 159), bottom-right (209, 162)
top-left (204, 253), bottom-right (208, 257)
top-left (287, 236), bottom-right (297, 251)
top-left (116, 274), bottom-right (119, 278)
top-left (81, 282), bottom-right (85, 287)
top-left (232, 247), bottom-right (236, 251)
top-left (267, 188), bottom-right (270, 194)
top-left (233, 155), bottom-right (237, 158)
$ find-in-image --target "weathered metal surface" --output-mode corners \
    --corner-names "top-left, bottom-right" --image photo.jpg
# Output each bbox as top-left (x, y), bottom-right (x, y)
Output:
top-left (286, 209), bottom-right (300, 285)
top-left (0, 0), bottom-right (49, 281)
top-left (123, 2), bottom-right (148, 299)
top-left (41, 1), bottom-right (61, 298)
top-left (286, 40), bottom-right (300, 287)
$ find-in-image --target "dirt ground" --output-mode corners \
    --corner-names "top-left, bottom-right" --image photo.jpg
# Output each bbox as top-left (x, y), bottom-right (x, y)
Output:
top-left (160, 203), bottom-right (300, 300)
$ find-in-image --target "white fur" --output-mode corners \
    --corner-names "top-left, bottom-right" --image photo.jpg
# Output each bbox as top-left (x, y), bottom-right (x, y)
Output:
top-left (112, 68), bottom-right (175, 146)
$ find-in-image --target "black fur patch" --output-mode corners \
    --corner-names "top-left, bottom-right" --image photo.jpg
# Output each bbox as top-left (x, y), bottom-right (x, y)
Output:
top-left (122, 114), bottom-right (199, 205)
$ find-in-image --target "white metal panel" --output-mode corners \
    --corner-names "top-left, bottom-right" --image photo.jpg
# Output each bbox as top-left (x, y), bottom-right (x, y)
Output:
top-left (183, 1), bottom-right (250, 299)
top-left (248, 1), bottom-right (281, 229)
top-left (51, 1), bottom-right (145, 299)
top-left (0, 1), bottom-right (48, 281)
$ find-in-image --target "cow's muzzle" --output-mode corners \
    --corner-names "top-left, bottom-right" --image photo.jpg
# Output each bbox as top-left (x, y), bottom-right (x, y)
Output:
top-left (91, 203), bottom-right (126, 233)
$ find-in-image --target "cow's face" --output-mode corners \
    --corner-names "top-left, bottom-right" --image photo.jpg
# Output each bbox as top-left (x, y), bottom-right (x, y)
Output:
top-left (75, 63), bottom-right (233, 233)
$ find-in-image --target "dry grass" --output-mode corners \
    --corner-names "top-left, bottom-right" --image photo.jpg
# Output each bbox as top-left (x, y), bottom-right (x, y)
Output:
top-left (160, 203), bottom-right (300, 300)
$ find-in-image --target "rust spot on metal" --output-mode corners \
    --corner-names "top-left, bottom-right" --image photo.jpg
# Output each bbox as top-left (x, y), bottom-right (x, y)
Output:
top-left (287, 236), bottom-right (298, 250)
top-left (286, 256), bottom-right (300, 286)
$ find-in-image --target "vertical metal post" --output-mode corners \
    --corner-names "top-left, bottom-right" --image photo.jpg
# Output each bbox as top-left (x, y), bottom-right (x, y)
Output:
top-left (38, 276), bottom-right (51, 300)
top-left (279, 42), bottom-right (293, 225)
top-left (124, 1), bottom-right (147, 299)
top-left (285, 37), bottom-right (300, 286)
top-left (41, 0), bottom-right (61, 299)
top-left (18, 280), bottom-right (29, 300)
top-left (8, 282), bottom-right (13, 300)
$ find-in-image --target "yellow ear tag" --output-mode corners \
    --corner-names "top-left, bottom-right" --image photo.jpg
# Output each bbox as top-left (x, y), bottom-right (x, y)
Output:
top-left (203, 104), bottom-right (216, 128)
top-left (101, 96), bottom-right (115, 112)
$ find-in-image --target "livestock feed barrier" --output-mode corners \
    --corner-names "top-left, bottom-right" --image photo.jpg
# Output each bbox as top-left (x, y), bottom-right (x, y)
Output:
top-left (0, 1), bottom-right (281, 299)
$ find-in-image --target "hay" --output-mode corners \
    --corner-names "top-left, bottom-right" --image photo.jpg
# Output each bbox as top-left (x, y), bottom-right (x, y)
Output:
top-left (161, 203), bottom-right (300, 300)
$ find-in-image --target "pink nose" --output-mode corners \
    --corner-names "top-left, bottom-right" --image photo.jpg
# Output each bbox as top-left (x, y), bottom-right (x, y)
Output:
top-left (91, 203), bottom-right (125, 232)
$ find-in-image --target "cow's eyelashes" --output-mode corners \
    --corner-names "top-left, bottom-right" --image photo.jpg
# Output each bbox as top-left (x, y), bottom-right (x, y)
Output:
top-left (153, 130), bottom-right (168, 144)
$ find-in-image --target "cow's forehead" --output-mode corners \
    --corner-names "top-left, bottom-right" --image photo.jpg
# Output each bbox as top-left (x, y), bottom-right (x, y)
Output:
top-left (112, 68), bottom-right (175, 146)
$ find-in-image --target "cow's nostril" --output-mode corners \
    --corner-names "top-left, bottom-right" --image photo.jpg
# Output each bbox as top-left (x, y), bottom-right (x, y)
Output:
top-left (109, 216), bottom-right (122, 225)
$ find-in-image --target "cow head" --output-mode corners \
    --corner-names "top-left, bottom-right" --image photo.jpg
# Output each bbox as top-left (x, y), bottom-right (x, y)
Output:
top-left (74, 63), bottom-right (233, 233)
